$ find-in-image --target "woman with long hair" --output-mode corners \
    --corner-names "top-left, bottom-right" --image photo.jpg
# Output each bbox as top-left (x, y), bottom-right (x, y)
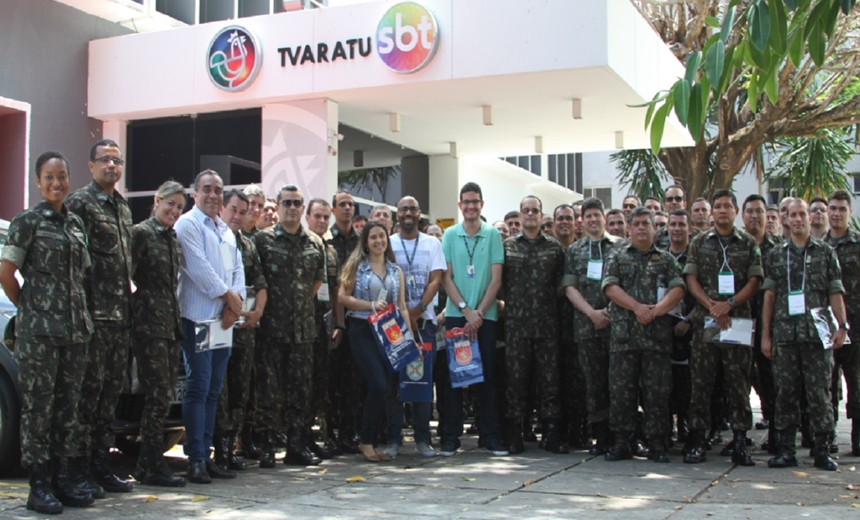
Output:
top-left (338, 220), bottom-right (411, 462)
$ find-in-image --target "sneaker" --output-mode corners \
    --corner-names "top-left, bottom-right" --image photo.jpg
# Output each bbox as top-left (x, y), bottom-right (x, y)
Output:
top-left (439, 440), bottom-right (460, 457)
top-left (415, 442), bottom-right (437, 457)
top-left (482, 438), bottom-right (509, 456)
top-left (379, 444), bottom-right (400, 458)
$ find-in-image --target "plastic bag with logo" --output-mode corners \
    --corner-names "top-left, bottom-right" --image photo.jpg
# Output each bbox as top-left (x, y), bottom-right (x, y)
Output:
top-left (398, 331), bottom-right (434, 402)
top-left (444, 327), bottom-right (485, 389)
top-left (811, 306), bottom-right (852, 350)
top-left (367, 302), bottom-right (421, 372)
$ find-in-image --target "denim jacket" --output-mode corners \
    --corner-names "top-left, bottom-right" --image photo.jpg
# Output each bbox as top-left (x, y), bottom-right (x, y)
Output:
top-left (348, 258), bottom-right (400, 320)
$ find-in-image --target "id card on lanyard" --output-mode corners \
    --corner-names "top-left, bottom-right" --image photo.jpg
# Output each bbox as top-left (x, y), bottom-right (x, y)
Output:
top-left (787, 247), bottom-right (808, 316)
top-left (717, 237), bottom-right (734, 295)
top-left (586, 238), bottom-right (603, 281)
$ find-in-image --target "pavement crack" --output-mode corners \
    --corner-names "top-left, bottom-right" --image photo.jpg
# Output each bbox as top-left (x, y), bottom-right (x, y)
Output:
top-left (664, 463), bottom-right (738, 518)
top-left (473, 456), bottom-right (596, 506)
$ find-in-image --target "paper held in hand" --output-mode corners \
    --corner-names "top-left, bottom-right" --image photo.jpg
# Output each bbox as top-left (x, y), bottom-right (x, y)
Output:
top-left (195, 318), bottom-right (233, 352)
top-left (703, 317), bottom-right (755, 346)
top-left (811, 306), bottom-right (852, 350)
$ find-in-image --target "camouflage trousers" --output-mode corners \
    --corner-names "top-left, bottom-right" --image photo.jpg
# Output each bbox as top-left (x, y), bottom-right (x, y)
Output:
top-left (255, 338), bottom-right (313, 434)
top-left (578, 337), bottom-right (611, 424)
top-left (329, 333), bottom-right (364, 425)
top-left (832, 330), bottom-right (860, 419)
top-left (504, 330), bottom-right (560, 420)
top-left (132, 336), bottom-right (180, 446)
top-left (16, 337), bottom-right (87, 467)
top-left (670, 362), bottom-right (691, 417)
top-left (688, 334), bottom-right (752, 432)
top-left (215, 328), bottom-right (255, 434)
top-left (308, 322), bottom-right (331, 430)
top-left (79, 325), bottom-right (131, 453)
top-left (751, 347), bottom-right (776, 422)
top-left (774, 342), bottom-right (834, 433)
top-left (559, 337), bottom-right (586, 427)
top-left (609, 350), bottom-right (671, 437)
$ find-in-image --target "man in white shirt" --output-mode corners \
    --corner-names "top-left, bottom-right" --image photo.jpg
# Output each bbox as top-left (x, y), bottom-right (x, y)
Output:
top-left (174, 170), bottom-right (245, 484)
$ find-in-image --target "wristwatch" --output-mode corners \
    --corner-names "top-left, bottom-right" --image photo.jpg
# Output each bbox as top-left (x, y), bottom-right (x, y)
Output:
top-left (840, 322), bottom-right (851, 331)
top-left (727, 297), bottom-right (736, 308)
top-left (419, 302), bottom-right (428, 312)
top-left (458, 301), bottom-right (467, 310)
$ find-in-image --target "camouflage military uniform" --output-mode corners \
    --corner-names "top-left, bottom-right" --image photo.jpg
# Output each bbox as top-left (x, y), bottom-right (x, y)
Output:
top-left (825, 229), bottom-right (860, 421)
top-left (327, 224), bottom-right (362, 433)
top-left (561, 233), bottom-right (624, 426)
top-left (216, 230), bottom-right (268, 434)
top-left (557, 271), bottom-right (585, 439)
top-left (602, 242), bottom-right (685, 437)
top-left (502, 234), bottom-right (564, 420)
top-left (667, 246), bottom-right (694, 423)
top-left (309, 241), bottom-right (339, 430)
top-left (684, 228), bottom-right (763, 432)
top-left (67, 180), bottom-right (134, 454)
top-left (254, 225), bottom-right (325, 435)
top-left (763, 238), bottom-right (843, 433)
top-left (2, 202), bottom-right (93, 467)
top-left (130, 217), bottom-right (183, 446)
top-left (750, 232), bottom-right (783, 427)
top-left (655, 226), bottom-right (703, 251)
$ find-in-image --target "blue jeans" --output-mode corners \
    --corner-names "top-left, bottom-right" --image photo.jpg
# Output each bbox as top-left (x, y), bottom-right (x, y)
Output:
top-left (442, 318), bottom-right (500, 445)
top-left (385, 320), bottom-right (435, 446)
top-left (180, 318), bottom-right (231, 461)
top-left (348, 318), bottom-right (395, 445)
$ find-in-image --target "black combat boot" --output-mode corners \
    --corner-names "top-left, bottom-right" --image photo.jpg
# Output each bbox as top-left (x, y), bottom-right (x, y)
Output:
top-left (307, 429), bottom-right (334, 460)
top-left (768, 427), bottom-right (798, 468)
top-left (647, 437), bottom-right (669, 463)
top-left (53, 458), bottom-right (94, 507)
top-left (588, 421), bottom-right (610, 456)
top-left (762, 426), bottom-right (779, 455)
top-left (676, 416), bottom-right (689, 444)
top-left (813, 433), bottom-right (838, 471)
top-left (604, 432), bottom-right (633, 461)
top-left (324, 423), bottom-right (343, 456)
top-left (213, 431), bottom-right (229, 469)
top-left (730, 431), bottom-right (755, 466)
top-left (138, 443), bottom-right (186, 487)
top-left (809, 430), bottom-right (840, 456)
top-left (259, 431), bottom-right (277, 468)
top-left (27, 463), bottom-right (63, 514)
top-left (285, 429), bottom-right (321, 466)
top-left (338, 418), bottom-right (361, 454)
top-left (705, 426), bottom-right (722, 450)
top-left (542, 420), bottom-right (569, 454)
top-left (240, 423), bottom-right (262, 460)
top-left (630, 432), bottom-right (650, 458)
top-left (504, 418), bottom-right (525, 455)
top-left (205, 456), bottom-right (237, 479)
top-left (90, 447), bottom-right (133, 493)
top-left (225, 432), bottom-right (247, 470)
top-left (852, 420), bottom-right (860, 456)
top-left (186, 459), bottom-right (211, 484)
top-left (69, 456), bottom-right (105, 499)
top-left (683, 429), bottom-right (707, 464)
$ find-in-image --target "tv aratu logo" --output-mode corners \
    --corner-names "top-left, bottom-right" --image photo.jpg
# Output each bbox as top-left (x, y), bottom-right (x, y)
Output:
top-left (376, 2), bottom-right (438, 74)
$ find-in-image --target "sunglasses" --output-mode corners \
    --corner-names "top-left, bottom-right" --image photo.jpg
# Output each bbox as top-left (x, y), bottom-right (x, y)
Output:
top-left (665, 196), bottom-right (684, 202)
top-left (279, 199), bottom-right (303, 208)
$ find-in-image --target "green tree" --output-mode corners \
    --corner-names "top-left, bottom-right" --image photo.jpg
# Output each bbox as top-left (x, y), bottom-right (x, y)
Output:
top-left (610, 148), bottom-right (672, 202)
top-left (635, 0), bottom-right (860, 201)
top-left (765, 127), bottom-right (854, 199)
top-left (337, 166), bottom-right (398, 202)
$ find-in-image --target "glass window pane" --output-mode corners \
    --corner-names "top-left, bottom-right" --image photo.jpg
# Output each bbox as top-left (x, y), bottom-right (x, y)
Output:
top-left (530, 155), bottom-right (541, 176)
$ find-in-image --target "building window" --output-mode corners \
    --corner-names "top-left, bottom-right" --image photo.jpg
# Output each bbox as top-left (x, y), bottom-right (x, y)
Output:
top-left (547, 153), bottom-right (582, 192)
top-left (584, 187), bottom-right (612, 209)
top-left (854, 174), bottom-right (860, 195)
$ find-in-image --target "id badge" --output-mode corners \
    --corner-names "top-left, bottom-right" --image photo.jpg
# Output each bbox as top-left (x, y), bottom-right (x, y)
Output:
top-left (317, 282), bottom-right (330, 302)
top-left (377, 288), bottom-right (389, 303)
top-left (788, 290), bottom-right (806, 316)
top-left (407, 274), bottom-right (416, 288)
top-left (657, 287), bottom-right (666, 301)
top-left (718, 271), bottom-right (735, 295)
top-left (467, 265), bottom-right (476, 278)
top-left (587, 259), bottom-right (603, 281)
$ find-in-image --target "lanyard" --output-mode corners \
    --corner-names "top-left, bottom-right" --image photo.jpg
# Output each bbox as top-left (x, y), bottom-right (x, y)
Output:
top-left (589, 237), bottom-right (603, 260)
top-left (399, 233), bottom-right (420, 271)
top-left (670, 247), bottom-right (686, 261)
top-left (786, 246), bottom-right (808, 292)
top-left (718, 236), bottom-right (733, 272)
top-left (463, 235), bottom-right (480, 265)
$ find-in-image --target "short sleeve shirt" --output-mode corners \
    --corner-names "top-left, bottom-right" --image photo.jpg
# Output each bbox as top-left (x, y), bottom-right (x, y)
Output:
top-left (442, 221), bottom-right (504, 321)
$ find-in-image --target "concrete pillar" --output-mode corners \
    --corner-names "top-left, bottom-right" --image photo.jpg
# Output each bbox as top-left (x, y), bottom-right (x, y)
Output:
top-left (102, 120), bottom-right (127, 194)
top-left (428, 154), bottom-right (463, 227)
top-left (261, 99), bottom-right (338, 204)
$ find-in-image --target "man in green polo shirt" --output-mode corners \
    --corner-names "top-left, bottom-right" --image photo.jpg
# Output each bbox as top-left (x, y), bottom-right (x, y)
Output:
top-left (440, 182), bottom-right (507, 457)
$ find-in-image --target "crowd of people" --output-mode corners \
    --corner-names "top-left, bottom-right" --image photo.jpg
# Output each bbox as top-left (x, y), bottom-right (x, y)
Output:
top-left (2, 141), bottom-right (858, 515)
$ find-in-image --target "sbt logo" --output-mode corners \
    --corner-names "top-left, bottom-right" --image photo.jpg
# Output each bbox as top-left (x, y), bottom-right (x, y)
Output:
top-left (376, 2), bottom-right (438, 74)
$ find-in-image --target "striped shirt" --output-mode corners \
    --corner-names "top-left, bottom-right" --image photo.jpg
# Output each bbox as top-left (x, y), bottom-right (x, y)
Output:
top-left (174, 205), bottom-right (245, 322)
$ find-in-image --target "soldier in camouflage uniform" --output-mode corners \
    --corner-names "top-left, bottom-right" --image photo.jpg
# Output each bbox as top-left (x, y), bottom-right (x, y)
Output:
top-left (305, 197), bottom-right (343, 459)
top-left (562, 198), bottom-right (624, 455)
top-left (328, 190), bottom-right (363, 454)
top-left (214, 190), bottom-right (268, 471)
top-left (763, 198), bottom-right (848, 471)
top-left (129, 181), bottom-right (187, 488)
top-left (682, 189), bottom-right (763, 466)
top-left (0, 151), bottom-right (95, 513)
top-left (601, 207), bottom-right (685, 463)
top-left (741, 194), bottom-right (783, 453)
top-left (824, 190), bottom-right (860, 456)
top-left (254, 185), bottom-right (326, 467)
top-left (502, 196), bottom-right (566, 455)
top-left (66, 139), bottom-right (135, 493)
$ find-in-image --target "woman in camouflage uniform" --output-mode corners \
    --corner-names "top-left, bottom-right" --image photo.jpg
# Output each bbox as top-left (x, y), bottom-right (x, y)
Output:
top-left (129, 181), bottom-right (187, 487)
top-left (0, 151), bottom-right (94, 514)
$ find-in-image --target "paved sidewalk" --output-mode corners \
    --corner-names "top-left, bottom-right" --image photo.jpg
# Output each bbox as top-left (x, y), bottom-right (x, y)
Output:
top-left (1, 419), bottom-right (859, 519)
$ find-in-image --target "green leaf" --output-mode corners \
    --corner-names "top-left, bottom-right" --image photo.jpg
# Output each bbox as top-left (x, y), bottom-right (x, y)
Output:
top-left (706, 16), bottom-right (722, 28)
top-left (841, 0), bottom-right (855, 15)
top-left (719, 46), bottom-right (736, 93)
top-left (685, 52), bottom-right (702, 84)
top-left (732, 40), bottom-right (747, 68)
top-left (808, 18), bottom-right (826, 66)
top-left (767, 0), bottom-right (788, 55)
top-left (651, 102), bottom-right (670, 154)
top-left (804, 0), bottom-right (830, 40)
top-left (673, 80), bottom-right (691, 126)
top-left (688, 83), bottom-right (704, 140)
top-left (705, 40), bottom-right (726, 93)
top-left (748, 39), bottom-right (771, 69)
top-left (721, 6), bottom-right (737, 45)
top-left (788, 27), bottom-right (805, 67)
top-left (764, 60), bottom-right (779, 104)
top-left (749, 0), bottom-right (771, 51)
top-left (823, 0), bottom-right (841, 38)
top-left (748, 72), bottom-right (760, 113)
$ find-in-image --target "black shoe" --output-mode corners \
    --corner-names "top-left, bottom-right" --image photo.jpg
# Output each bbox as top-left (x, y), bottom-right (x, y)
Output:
top-left (731, 431), bottom-right (755, 466)
top-left (755, 418), bottom-right (770, 430)
top-left (647, 437), bottom-right (669, 463)
top-left (187, 460), bottom-right (211, 484)
top-left (813, 434), bottom-right (838, 471)
top-left (69, 456), bottom-right (105, 499)
top-left (483, 437), bottom-right (510, 456)
top-left (338, 422), bottom-right (361, 455)
top-left (768, 427), bottom-right (798, 468)
top-left (439, 439), bottom-right (461, 457)
top-left (27, 463), bottom-right (63, 515)
top-left (683, 430), bottom-right (707, 464)
top-left (260, 450), bottom-right (276, 468)
top-left (604, 436), bottom-right (632, 462)
top-left (138, 443), bottom-right (186, 487)
top-left (588, 422), bottom-right (610, 456)
top-left (226, 433), bottom-right (248, 470)
top-left (53, 458), bottom-right (94, 508)
top-left (324, 436), bottom-right (343, 456)
top-left (852, 420), bottom-right (860, 456)
top-left (274, 431), bottom-right (289, 449)
top-left (205, 458), bottom-right (237, 479)
top-left (541, 421), bottom-right (569, 454)
top-left (308, 439), bottom-right (334, 460)
top-left (240, 424), bottom-right (262, 460)
top-left (286, 430), bottom-right (322, 466)
top-left (630, 435), bottom-right (650, 458)
top-left (705, 428), bottom-right (722, 450)
top-left (90, 448), bottom-right (133, 493)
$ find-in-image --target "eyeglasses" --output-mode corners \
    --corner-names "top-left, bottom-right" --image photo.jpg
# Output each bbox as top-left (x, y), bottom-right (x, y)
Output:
top-left (665, 196), bottom-right (684, 202)
top-left (622, 203), bottom-right (637, 209)
top-left (280, 199), bottom-right (302, 208)
top-left (460, 199), bottom-right (482, 206)
top-left (94, 156), bottom-right (124, 166)
top-left (398, 205), bottom-right (420, 214)
top-left (521, 208), bottom-right (541, 214)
